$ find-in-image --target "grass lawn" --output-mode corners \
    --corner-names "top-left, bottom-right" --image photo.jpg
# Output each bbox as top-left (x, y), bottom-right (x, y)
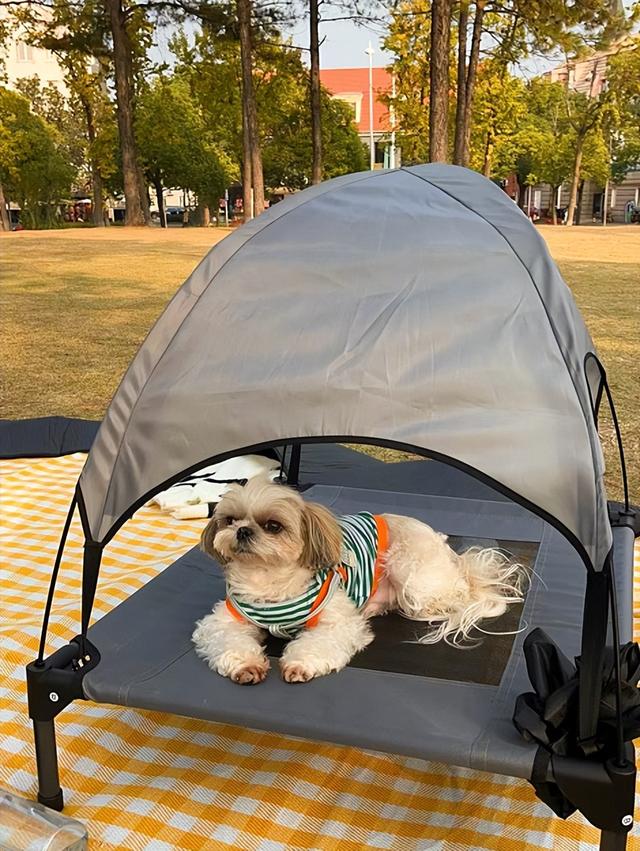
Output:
top-left (1, 224), bottom-right (638, 502)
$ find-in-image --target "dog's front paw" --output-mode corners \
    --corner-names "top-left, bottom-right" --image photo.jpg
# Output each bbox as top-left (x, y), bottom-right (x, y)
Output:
top-left (232, 661), bottom-right (269, 685)
top-left (216, 653), bottom-right (269, 684)
top-left (280, 661), bottom-right (320, 683)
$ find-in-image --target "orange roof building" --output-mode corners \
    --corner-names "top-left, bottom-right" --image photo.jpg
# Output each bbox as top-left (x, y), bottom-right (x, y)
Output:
top-left (320, 66), bottom-right (398, 167)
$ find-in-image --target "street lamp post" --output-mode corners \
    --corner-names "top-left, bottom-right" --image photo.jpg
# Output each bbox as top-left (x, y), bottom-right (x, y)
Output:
top-left (365, 41), bottom-right (375, 170)
top-left (390, 72), bottom-right (396, 169)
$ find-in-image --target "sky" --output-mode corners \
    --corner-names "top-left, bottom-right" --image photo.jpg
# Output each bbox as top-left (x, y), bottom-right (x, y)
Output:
top-left (153, 14), bottom-right (392, 70)
top-left (154, 15), bottom-right (562, 76)
top-left (287, 17), bottom-right (391, 68)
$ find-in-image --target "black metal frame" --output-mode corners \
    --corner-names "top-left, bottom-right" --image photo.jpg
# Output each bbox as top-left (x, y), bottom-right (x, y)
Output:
top-left (551, 748), bottom-right (636, 850)
top-left (26, 436), bottom-right (637, 845)
top-left (26, 637), bottom-right (100, 810)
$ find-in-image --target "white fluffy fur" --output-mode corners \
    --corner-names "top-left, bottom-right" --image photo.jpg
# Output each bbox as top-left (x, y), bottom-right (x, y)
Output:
top-left (193, 477), bottom-right (524, 684)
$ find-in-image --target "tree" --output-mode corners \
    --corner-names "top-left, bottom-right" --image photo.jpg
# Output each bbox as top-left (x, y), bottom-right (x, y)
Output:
top-left (136, 77), bottom-right (234, 225)
top-left (0, 16), bottom-right (13, 230)
top-left (65, 60), bottom-right (117, 226)
top-left (237, 0), bottom-right (265, 219)
top-left (103, 0), bottom-right (151, 224)
top-left (10, 0), bottom-right (134, 225)
top-left (429, 0), bottom-right (452, 161)
top-left (309, 0), bottom-right (322, 183)
top-left (14, 73), bottom-right (115, 226)
top-left (518, 78), bottom-right (574, 223)
top-left (453, 0), bottom-right (485, 166)
top-left (387, 0), bottom-right (629, 170)
top-left (383, 0), bottom-right (431, 164)
top-left (0, 87), bottom-right (74, 227)
top-left (468, 61), bottom-right (527, 178)
top-left (261, 74), bottom-right (368, 187)
top-left (604, 39), bottom-right (640, 183)
top-left (0, 181), bottom-right (9, 230)
top-left (561, 73), bottom-right (607, 226)
top-left (172, 30), bottom-right (366, 190)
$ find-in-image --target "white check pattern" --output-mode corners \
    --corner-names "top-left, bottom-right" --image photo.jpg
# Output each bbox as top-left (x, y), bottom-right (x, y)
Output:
top-left (0, 454), bottom-right (637, 850)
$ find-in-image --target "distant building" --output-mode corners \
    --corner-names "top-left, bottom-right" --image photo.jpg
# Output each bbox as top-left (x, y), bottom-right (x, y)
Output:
top-left (530, 40), bottom-right (640, 224)
top-left (320, 67), bottom-right (399, 168)
top-left (0, 7), bottom-right (68, 93)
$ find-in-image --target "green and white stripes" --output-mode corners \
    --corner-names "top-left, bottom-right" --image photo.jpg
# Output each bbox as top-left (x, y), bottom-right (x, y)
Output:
top-left (226, 512), bottom-right (380, 639)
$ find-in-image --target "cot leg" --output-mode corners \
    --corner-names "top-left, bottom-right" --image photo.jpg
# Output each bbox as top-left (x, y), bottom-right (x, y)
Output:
top-left (599, 830), bottom-right (628, 851)
top-left (33, 719), bottom-right (64, 811)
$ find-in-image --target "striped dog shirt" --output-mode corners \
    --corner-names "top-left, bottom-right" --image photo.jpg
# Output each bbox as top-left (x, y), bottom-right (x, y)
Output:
top-left (225, 512), bottom-right (389, 638)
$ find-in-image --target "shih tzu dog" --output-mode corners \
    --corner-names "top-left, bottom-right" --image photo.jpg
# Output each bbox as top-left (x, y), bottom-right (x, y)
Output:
top-left (192, 476), bottom-right (524, 685)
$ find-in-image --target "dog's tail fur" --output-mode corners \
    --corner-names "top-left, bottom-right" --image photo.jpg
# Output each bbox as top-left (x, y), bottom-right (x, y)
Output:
top-left (406, 547), bottom-right (526, 647)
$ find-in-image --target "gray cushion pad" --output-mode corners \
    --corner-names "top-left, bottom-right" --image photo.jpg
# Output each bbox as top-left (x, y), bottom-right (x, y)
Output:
top-left (83, 485), bottom-right (634, 780)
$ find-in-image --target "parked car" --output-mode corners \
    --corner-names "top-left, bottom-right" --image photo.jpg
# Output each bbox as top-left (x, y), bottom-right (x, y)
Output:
top-left (166, 206), bottom-right (186, 224)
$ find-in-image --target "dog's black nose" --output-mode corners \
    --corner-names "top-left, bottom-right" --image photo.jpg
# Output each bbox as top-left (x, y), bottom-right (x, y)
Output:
top-left (236, 526), bottom-right (253, 542)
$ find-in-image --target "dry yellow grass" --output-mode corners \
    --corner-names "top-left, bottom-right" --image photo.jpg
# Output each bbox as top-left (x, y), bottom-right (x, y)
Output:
top-left (1, 223), bottom-right (638, 500)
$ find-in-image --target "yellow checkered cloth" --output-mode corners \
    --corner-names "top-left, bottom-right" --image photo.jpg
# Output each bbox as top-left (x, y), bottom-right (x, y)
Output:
top-left (1, 454), bottom-right (637, 850)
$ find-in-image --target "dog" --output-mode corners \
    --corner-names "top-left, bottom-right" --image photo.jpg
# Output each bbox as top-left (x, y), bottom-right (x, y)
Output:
top-left (192, 476), bottom-right (524, 685)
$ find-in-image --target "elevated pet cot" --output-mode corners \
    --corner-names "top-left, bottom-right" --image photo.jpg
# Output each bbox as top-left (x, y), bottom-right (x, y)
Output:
top-left (26, 165), bottom-right (638, 849)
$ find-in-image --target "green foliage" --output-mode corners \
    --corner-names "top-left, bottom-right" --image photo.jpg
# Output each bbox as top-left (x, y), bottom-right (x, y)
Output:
top-left (14, 77), bottom-right (86, 183)
top-left (382, 0), bottom-right (431, 164)
top-left (605, 39), bottom-right (640, 180)
top-left (136, 76), bottom-right (235, 206)
top-left (468, 62), bottom-right (528, 177)
top-left (0, 86), bottom-right (74, 227)
top-left (172, 31), bottom-right (366, 188)
top-left (518, 78), bottom-right (576, 189)
top-left (10, 0), bottom-right (119, 195)
top-left (384, 0), bottom-right (631, 170)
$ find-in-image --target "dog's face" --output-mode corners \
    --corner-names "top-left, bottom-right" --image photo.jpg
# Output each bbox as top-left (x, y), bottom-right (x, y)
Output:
top-left (200, 476), bottom-right (342, 573)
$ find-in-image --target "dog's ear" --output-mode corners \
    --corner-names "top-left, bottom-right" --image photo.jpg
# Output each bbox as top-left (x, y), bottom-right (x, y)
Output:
top-left (200, 514), bottom-right (229, 565)
top-left (301, 502), bottom-right (342, 571)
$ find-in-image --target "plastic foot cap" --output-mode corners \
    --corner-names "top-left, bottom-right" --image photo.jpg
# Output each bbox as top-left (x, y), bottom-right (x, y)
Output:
top-left (37, 789), bottom-right (64, 812)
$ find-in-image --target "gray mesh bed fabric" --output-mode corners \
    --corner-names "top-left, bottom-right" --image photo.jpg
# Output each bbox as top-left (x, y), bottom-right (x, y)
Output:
top-left (83, 484), bottom-right (635, 780)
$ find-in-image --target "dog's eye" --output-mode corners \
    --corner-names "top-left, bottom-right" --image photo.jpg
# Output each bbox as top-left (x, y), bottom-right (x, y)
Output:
top-left (263, 520), bottom-right (283, 534)
top-left (224, 516), bottom-right (235, 526)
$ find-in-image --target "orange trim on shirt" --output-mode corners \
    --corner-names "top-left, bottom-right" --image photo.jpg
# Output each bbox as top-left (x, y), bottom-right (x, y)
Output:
top-left (371, 514), bottom-right (389, 597)
top-left (306, 571), bottom-right (340, 629)
top-left (226, 597), bottom-right (245, 622)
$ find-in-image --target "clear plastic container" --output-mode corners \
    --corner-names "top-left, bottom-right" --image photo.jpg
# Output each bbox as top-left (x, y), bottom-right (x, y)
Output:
top-left (0, 790), bottom-right (88, 851)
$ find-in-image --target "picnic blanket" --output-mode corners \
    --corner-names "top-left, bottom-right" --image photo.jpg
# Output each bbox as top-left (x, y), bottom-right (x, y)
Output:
top-left (1, 454), bottom-right (638, 850)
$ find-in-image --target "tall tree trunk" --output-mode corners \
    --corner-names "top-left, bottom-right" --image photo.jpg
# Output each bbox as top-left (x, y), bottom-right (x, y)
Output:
top-left (91, 167), bottom-right (105, 226)
top-left (429, 0), bottom-right (453, 162)
top-left (0, 183), bottom-right (9, 231)
top-left (241, 99), bottom-right (253, 221)
top-left (461, 0), bottom-right (485, 167)
top-left (153, 175), bottom-right (166, 227)
top-left (482, 128), bottom-right (493, 177)
top-left (550, 186), bottom-right (557, 224)
top-left (199, 204), bottom-right (211, 227)
top-left (575, 179), bottom-right (584, 225)
top-left (237, 0), bottom-right (265, 218)
top-left (565, 136), bottom-right (585, 227)
top-left (309, 0), bottom-right (322, 184)
top-left (453, 0), bottom-right (468, 166)
top-left (104, 0), bottom-right (149, 226)
top-left (550, 186), bottom-right (558, 225)
top-left (79, 94), bottom-right (106, 227)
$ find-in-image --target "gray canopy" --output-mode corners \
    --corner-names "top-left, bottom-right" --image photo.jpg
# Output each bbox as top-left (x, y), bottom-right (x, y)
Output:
top-left (78, 165), bottom-right (609, 569)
